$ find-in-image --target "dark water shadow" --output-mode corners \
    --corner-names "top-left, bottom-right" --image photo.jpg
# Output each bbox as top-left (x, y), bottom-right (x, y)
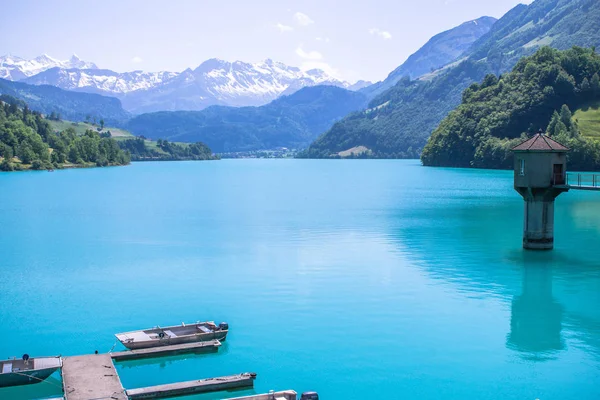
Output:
top-left (0, 374), bottom-right (63, 400)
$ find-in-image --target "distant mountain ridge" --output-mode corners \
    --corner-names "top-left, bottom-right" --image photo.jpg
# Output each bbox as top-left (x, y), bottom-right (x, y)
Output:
top-left (0, 78), bottom-right (130, 126)
top-left (7, 55), bottom-right (364, 113)
top-left (23, 68), bottom-right (179, 95)
top-left (362, 16), bottom-right (497, 98)
top-left (0, 54), bottom-right (97, 81)
top-left (126, 85), bottom-right (368, 152)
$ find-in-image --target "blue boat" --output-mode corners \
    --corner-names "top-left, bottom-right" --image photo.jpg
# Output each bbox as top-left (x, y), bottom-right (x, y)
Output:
top-left (0, 355), bottom-right (62, 388)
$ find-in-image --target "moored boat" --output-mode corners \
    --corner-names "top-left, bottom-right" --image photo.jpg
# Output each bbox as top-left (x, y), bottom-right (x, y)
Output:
top-left (115, 321), bottom-right (229, 350)
top-left (226, 391), bottom-right (319, 400)
top-left (0, 355), bottom-right (62, 388)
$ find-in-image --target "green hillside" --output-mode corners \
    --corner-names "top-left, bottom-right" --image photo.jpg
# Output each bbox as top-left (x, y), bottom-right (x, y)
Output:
top-left (466, 0), bottom-right (600, 72)
top-left (47, 118), bottom-right (217, 161)
top-left (48, 119), bottom-right (133, 137)
top-left (300, 60), bottom-right (492, 159)
top-left (0, 95), bottom-right (130, 171)
top-left (116, 137), bottom-right (218, 161)
top-left (302, 0), bottom-right (600, 160)
top-left (574, 102), bottom-right (600, 139)
top-left (421, 47), bottom-right (600, 171)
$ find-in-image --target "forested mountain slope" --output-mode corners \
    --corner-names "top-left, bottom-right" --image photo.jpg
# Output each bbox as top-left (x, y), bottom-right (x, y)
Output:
top-left (362, 16), bottom-right (496, 98)
top-left (302, 0), bottom-right (600, 159)
top-left (0, 78), bottom-right (130, 126)
top-left (421, 47), bottom-right (600, 171)
top-left (126, 85), bottom-right (367, 153)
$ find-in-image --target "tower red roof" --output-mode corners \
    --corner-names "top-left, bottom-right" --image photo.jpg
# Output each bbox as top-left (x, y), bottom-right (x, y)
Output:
top-left (511, 133), bottom-right (569, 152)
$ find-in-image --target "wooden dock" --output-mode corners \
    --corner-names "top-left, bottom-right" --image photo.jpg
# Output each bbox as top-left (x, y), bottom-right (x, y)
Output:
top-left (59, 342), bottom-right (255, 400)
top-left (62, 354), bottom-right (127, 400)
top-left (110, 339), bottom-right (221, 361)
top-left (125, 372), bottom-right (257, 399)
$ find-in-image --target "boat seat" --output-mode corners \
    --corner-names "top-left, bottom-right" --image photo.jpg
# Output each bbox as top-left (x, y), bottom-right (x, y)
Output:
top-left (164, 330), bottom-right (177, 337)
top-left (2, 363), bottom-right (12, 373)
top-left (197, 325), bottom-right (211, 333)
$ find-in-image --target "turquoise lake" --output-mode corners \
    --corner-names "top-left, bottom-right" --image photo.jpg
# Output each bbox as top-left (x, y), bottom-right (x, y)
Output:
top-left (0, 159), bottom-right (599, 400)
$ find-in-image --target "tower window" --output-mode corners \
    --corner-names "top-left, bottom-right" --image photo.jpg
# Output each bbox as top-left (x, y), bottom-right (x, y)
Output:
top-left (519, 159), bottom-right (525, 176)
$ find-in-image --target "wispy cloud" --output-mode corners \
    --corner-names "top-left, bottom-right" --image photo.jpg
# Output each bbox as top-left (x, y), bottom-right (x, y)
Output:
top-left (315, 37), bottom-right (330, 43)
top-left (295, 45), bottom-right (341, 80)
top-left (369, 28), bottom-right (392, 40)
top-left (296, 46), bottom-right (323, 60)
top-left (294, 12), bottom-right (315, 26)
top-left (131, 56), bottom-right (143, 63)
top-left (299, 60), bottom-right (341, 80)
top-left (275, 23), bottom-right (293, 32)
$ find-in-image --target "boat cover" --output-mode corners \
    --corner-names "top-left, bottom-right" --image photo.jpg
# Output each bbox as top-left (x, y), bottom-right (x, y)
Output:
top-left (116, 331), bottom-right (153, 342)
top-left (34, 358), bottom-right (62, 369)
top-left (2, 363), bottom-right (12, 373)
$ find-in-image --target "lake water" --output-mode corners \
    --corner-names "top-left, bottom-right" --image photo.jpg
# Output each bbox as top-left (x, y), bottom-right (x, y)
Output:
top-left (0, 159), bottom-right (599, 400)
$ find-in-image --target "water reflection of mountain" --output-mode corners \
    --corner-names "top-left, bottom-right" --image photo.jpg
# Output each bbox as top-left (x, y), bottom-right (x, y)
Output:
top-left (386, 190), bottom-right (600, 360)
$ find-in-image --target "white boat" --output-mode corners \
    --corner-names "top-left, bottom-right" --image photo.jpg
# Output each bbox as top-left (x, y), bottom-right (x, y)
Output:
top-left (0, 355), bottom-right (62, 388)
top-left (115, 321), bottom-right (229, 350)
top-left (226, 391), bottom-right (319, 400)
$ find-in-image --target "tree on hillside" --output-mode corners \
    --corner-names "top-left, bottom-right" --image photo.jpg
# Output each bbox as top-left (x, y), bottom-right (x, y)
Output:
top-left (560, 105), bottom-right (573, 127)
top-left (100, 119), bottom-right (105, 130)
top-left (0, 144), bottom-right (13, 160)
top-left (592, 73), bottom-right (600, 94)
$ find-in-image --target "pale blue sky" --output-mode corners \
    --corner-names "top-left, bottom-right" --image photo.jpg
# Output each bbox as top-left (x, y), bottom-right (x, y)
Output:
top-left (0, 0), bottom-right (533, 82)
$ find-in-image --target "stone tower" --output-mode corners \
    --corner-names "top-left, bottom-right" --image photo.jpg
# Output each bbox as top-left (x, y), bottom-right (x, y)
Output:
top-left (511, 132), bottom-right (569, 250)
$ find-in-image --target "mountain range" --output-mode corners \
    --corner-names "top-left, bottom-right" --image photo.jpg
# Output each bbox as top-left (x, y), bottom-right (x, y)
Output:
top-left (2, 54), bottom-right (367, 113)
top-left (303, 0), bottom-right (600, 159)
top-left (126, 85), bottom-right (368, 152)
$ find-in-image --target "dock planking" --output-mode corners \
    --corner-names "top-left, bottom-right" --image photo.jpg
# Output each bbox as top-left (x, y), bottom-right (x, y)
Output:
top-left (61, 354), bottom-right (127, 400)
top-left (126, 372), bottom-right (257, 399)
top-left (111, 339), bottom-right (221, 361)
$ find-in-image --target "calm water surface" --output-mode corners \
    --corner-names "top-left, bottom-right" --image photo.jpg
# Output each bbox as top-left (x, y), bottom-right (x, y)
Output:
top-left (0, 159), bottom-right (599, 400)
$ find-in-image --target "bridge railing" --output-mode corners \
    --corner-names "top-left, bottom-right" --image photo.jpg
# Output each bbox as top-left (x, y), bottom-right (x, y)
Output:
top-left (565, 173), bottom-right (600, 188)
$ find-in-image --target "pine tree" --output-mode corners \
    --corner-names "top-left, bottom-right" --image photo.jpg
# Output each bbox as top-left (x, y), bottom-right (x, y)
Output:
top-left (560, 104), bottom-right (573, 128)
top-left (553, 120), bottom-right (568, 137)
top-left (547, 111), bottom-right (560, 135)
top-left (592, 73), bottom-right (600, 94)
top-left (581, 77), bottom-right (591, 92)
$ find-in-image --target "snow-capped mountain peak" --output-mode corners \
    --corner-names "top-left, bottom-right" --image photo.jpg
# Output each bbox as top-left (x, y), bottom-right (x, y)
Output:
top-left (0, 54), bottom-right (98, 80)
top-left (11, 54), bottom-right (365, 114)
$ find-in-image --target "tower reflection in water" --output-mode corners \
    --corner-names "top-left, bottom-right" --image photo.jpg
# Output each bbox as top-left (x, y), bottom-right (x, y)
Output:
top-left (507, 260), bottom-right (564, 360)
